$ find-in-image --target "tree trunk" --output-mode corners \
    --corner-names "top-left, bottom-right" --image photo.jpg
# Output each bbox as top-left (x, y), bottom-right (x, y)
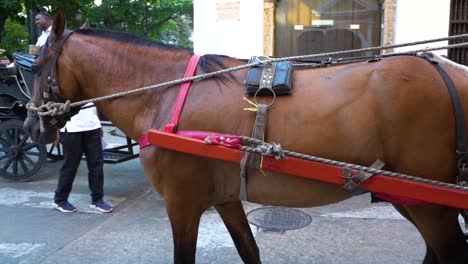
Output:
top-left (0, 15), bottom-right (6, 46)
top-left (24, 0), bottom-right (38, 44)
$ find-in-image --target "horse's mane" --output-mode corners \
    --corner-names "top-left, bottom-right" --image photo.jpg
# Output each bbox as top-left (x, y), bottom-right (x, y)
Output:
top-left (74, 28), bottom-right (181, 52)
top-left (199, 54), bottom-right (239, 85)
top-left (74, 28), bottom-right (239, 84)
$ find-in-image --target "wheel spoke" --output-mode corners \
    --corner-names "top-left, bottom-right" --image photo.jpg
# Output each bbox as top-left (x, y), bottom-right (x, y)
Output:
top-left (12, 158), bottom-right (18, 175)
top-left (23, 155), bottom-right (35, 166)
top-left (2, 157), bottom-right (13, 171)
top-left (3, 131), bottom-right (14, 144)
top-left (13, 128), bottom-right (19, 145)
top-left (19, 159), bottom-right (30, 176)
top-left (21, 143), bottom-right (37, 151)
top-left (18, 132), bottom-right (29, 147)
top-left (23, 151), bottom-right (40, 157)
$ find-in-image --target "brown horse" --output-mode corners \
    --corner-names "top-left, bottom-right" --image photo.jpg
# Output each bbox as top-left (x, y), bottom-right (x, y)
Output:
top-left (25, 13), bottom-right (468, 264)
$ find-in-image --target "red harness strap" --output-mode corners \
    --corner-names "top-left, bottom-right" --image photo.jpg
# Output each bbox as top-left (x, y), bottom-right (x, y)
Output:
top-left (137, 55), bottom-right (429, 207)
top-left (165, 54), bottom-right (201, 133)
top-left (138, 54), bottom-right (201, 148)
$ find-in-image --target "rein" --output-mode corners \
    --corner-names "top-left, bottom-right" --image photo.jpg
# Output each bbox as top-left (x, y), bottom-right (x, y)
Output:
top-left (26, 34), bottom-right (468, 117)
top-left (26, 30), bottom-right (74, 132)
top-left (24, 29), bottom-right (468, 209)
top-left (46, 30), bottom-right (74, 103)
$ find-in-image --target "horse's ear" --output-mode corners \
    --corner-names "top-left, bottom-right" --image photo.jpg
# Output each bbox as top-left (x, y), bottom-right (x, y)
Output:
top-left (52, 11), bottom-right (66, 42)
top-left (80, 20), bottom-right (90, 29)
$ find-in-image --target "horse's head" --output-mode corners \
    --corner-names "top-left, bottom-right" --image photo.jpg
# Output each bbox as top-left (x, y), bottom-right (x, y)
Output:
top-left (24, 12), bottom-right (80, 144)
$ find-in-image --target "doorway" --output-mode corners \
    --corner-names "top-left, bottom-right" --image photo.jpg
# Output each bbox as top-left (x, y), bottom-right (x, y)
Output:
top-left (448, 0), bottom-right (468, 65)
top-left (274, 0), bottom-right (383, 57)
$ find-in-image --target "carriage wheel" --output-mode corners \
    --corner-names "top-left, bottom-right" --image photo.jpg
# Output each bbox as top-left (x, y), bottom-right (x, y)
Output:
top-left (0, 119), bottom-right (47, 181)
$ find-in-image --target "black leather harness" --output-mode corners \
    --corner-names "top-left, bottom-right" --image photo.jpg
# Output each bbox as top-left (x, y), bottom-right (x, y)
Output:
top-left (419, 54), bottom-right (468, 184)
top-left (417, 54), bottom-right (467, 225)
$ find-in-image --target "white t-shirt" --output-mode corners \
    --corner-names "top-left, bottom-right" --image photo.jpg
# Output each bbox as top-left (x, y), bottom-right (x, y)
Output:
top-left (60, 103), bottom-right (102, 133)
top-left (36, 26), bottom-right (52, 47)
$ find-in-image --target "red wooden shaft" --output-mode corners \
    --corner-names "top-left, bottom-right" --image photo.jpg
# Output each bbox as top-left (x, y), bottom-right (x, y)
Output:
top-left (148, 129), bottom-right (468, 210)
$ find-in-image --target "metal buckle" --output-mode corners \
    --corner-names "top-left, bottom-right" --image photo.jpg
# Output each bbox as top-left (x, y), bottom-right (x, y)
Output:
top-left (342, 160), bottom-right (385, 194)
top-left (322, 57), bottom-right (334, 65)
top-left (457, 159), bottom-right (468, 184)
top-left (368, 55), bottom-right (382, 63)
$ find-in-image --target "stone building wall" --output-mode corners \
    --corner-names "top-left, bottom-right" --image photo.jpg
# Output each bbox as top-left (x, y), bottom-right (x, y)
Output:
top-left (382, 0), bottom-right (396, 53)
top-left (263, 0), bottom-right (276, 56)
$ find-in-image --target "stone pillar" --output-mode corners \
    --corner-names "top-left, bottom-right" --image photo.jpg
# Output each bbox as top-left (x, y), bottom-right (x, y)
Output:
top-left (263, 0), bottom-right (277, 56)
top-left (382, 0), bottom-right (397, 53)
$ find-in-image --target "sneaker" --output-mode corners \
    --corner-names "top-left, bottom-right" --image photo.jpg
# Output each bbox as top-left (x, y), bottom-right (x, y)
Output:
top-left (54, 201), bottom-right (77, 213)
top-left (90, 200), bottom-right (113, 213)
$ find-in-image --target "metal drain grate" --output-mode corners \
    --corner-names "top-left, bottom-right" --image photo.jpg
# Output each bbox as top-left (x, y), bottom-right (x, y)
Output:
top-left (246, 207), bottom-right (312, 232)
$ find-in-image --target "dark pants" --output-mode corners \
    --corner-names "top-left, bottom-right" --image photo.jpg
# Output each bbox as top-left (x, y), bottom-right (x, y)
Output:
top-left (54, 128), bottom-right (104, 203)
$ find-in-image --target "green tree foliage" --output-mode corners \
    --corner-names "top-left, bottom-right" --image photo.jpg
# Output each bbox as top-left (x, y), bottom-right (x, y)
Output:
top-left (86, 0), bottom-right (193, 49)
top-left (0, 19), bottom-right (29, 57)
top-left (0, 0), bottom-right (23, 44)
top-left (0, 0), bottom-right (193, 50)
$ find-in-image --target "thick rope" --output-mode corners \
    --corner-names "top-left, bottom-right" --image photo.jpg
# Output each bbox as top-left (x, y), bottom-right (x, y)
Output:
top-left (26, 101), bottom-right (71, 117)
top-left (239, 136), bottom-right (468, 192)
top-left (65, 42), bottom-right (468, 108)
top-left (25, 34), bottom-right (468, 193)
top-left (26, 38), bottom-right (468, 115)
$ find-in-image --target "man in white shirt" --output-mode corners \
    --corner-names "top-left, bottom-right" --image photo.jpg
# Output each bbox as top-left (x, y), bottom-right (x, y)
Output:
top-left (54, 103), bottom-right (113, 213)
top-left (35, 12), bottom-right (52, 47)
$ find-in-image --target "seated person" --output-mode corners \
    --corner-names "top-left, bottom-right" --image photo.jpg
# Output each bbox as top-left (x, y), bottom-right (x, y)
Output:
top-left (0, 56), bottom-right (17, 76)
top-left (1, 57), bottom-right (10, 67)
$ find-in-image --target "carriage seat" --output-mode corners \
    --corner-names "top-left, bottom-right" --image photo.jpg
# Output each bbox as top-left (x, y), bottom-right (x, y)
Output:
top-left (13, 52), bottom-right (37, 94)
top-left (0, 64), bottom-right (17, 79)
top-left (14, 52), bottom-right (37, 71)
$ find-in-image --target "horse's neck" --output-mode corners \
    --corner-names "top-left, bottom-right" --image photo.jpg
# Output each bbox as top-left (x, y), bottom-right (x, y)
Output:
top-left (69, 38), bottom-right (191, 139)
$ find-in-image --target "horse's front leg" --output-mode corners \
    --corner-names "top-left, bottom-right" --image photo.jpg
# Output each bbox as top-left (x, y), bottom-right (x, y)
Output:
top-left (166, 197), bottom-right (206, 264)
top-left (215, 201), bottom-right (261, 264)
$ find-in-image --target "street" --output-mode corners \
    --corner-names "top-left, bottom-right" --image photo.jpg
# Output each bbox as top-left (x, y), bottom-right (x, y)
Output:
top-left (0, 129), bottom-right (465, 264)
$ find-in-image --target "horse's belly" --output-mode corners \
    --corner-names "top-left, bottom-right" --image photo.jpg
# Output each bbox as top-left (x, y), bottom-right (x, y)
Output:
top-left (246, 170), bottom-right (352, 207)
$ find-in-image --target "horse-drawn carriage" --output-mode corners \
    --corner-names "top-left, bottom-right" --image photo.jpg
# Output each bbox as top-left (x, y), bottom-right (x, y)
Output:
top-left (0, 52), bottom-right (139, 181)
top-left (16, 11), bottom-right (468, 263)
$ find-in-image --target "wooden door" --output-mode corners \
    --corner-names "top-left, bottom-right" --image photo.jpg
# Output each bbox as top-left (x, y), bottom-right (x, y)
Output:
top-left (275, 0), bottom-right (382, 57)
top-left (449, 0), bottom-right (468, 65)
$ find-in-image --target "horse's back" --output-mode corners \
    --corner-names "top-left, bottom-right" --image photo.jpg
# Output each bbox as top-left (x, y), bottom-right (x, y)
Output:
top-left (273, 55), bottom-right (455, 163)
top-left (242, 55), bottom-right (457, 205)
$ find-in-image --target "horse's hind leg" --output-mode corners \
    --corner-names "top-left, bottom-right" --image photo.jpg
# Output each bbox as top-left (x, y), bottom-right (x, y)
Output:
top-left (400, 204), bottom-right (468, 264)
top-left (215, 201), bottom-right (261, 264)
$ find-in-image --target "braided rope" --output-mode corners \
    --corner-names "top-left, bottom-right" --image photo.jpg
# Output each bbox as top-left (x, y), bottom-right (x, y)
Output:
top-left (24, 33), bottom-right (468, 192)
top-left (239, 136), bottom-right (468, 191)
top-left (26, 38), bottom-right (468, 114)
top-left (66, 42), bottom-right (468, 108)
top-left (26, 101), bottom-right (71, 117)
